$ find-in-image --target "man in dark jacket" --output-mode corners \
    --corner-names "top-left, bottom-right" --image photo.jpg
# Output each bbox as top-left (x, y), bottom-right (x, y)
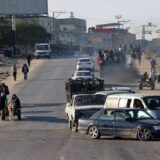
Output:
top-left (22, 63), bottom-right (29, 80)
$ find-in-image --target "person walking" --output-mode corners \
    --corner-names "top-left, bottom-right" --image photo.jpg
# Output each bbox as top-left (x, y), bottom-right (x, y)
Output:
top-left (26, 54), bottom-right (32, 67)
top-left (22, 63), bottom-right (29, 80)
top-left (150, 58), bottom-right (156, 73)
top-left (13, 62), bottom-right (17, 81)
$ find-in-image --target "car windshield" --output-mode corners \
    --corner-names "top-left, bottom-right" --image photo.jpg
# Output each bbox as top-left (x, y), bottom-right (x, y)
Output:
top-left (76, 72), bottom-right (91, 76)
top-left (36, 45), bottom-right (49, 50)
top-left (79, 59), bottom-right (90, 62)
top-left (126, 110), bottom-right (152, 120)
top-left (143, 96), bottom-right (160, 110)
top-left (74, 95), bottom-right (105, 106)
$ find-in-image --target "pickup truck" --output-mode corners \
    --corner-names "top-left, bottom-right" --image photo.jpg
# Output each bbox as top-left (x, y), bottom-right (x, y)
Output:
top-left (65, 94), bottom-right (104, 131)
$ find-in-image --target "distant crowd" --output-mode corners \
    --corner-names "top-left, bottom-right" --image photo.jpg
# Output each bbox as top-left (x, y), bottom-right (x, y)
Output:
top-left (96, 44), bottom-right (142, 67)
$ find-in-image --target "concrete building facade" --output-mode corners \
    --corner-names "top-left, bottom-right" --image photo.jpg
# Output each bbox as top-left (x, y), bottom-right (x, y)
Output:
top-left (87, 23), bottom-right (136, 51)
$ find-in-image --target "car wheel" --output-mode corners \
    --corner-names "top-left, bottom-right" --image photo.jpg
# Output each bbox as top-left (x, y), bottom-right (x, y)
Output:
top-left (137, 127), bottom-right (151, 141)
top-left (88, 126), bottom-right (100, 139)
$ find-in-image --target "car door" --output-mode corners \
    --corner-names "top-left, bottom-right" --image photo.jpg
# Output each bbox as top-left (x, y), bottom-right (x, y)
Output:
top-left (97, 109), bottom-right (114, 136)
top-left (114, 111), bottom-right (133, 138)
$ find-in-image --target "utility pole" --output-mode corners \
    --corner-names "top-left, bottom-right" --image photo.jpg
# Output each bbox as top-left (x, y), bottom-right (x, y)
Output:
top-left (11, 16), bottom-right (16, 56)
top-left (52, 11), bottom-right (66, 44)
top-left (142, 22), bottom-right (157, 51)
top-left (115, 15), bottom-right (130, 29)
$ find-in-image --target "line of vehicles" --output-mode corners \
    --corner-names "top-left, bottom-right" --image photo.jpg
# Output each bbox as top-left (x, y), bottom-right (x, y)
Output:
top-left (65, 56), bottom-right (160, 141)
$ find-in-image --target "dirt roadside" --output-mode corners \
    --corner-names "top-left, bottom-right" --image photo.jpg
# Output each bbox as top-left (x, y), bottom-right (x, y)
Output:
top-left (0, 59), bottom-right (45, 92)
top-left (101, 54), bottom-right (160, 94)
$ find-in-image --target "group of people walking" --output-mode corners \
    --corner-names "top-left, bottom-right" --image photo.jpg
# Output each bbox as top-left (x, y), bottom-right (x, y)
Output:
top-left (96, 45), bottom-right (128, 66)
top-left (12, 54), bottom-right (32, 81)
top-left (96, 44), bottom-right (142, 69)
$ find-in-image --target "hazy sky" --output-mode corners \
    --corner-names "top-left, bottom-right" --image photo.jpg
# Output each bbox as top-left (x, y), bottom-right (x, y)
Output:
top-left (48, 0), bottom-right (160, 39)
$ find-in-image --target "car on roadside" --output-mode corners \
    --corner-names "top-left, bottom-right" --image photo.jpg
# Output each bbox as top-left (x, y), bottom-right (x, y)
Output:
top-left (71, 70), bottom-right (94, 80)
top-left (78, 108), bottom-right (160, 141)
top-left (76, 57), bottom-right (95, 71)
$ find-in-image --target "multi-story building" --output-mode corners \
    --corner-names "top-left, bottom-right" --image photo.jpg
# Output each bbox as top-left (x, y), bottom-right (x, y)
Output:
top-left (57, 17), bottom-right (86, 45)
top-left (53, 16), bottom-right (87, 54)
top-left (87, 23), bottom-right (136, 51)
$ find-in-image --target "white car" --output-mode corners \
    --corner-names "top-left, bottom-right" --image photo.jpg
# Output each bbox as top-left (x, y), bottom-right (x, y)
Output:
top-left (76, 58), bottom-right (95, 71)
top-left (72, 70), bottom-right (94, 80)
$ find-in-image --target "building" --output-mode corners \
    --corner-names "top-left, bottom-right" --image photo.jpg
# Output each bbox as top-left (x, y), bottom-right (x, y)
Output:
top-left (87, 23), bottom-right (136, 51)
top-left (147, 38), bottom-right (160, 53)
top-left (52, 16), bottom-right (88, 55)
top-left (57, 18), bottom-right (86, 46)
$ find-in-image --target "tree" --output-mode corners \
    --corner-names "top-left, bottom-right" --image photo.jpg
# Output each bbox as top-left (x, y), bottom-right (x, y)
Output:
top-left (16, 22), bottom-right (51, 49)
top-left (0, 20), bottom-right (12, 47)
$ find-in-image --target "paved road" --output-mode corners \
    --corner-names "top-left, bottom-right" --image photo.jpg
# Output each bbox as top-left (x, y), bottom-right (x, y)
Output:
top-left (0, 56), bottom-right (160, 160)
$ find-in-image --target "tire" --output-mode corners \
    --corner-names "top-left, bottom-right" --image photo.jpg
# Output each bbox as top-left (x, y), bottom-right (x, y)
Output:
top-left (17, 109), bottom-right (21, 120)
top-left (88, 126), bottom-right (100, 139)
top-left (137, 127), bottom-right (151, 141)
top-left (1, 108), bottom-right (6, 120)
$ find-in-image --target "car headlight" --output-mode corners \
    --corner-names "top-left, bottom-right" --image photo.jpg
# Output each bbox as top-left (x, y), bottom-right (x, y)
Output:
top-left (153, 125), bottom-right (160, 130)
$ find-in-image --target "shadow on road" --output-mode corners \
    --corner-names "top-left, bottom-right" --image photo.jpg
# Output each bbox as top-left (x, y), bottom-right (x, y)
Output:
top-left (24, 110), bottom-right (54, 114)
top-left (22, 103), bottom-right (65, 108)
top-left (23, 115), bottom-right (67, 123)
top-left (27, 78), bottom-right (68, 81)
top-left (104, 84), bottom-right (138, 88)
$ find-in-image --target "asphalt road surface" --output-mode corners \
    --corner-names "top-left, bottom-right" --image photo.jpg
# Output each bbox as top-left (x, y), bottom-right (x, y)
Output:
top-left (0, 56), bottom-right (160, 160)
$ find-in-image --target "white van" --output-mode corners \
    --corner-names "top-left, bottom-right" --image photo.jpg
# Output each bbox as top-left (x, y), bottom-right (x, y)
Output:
top-left (34, 43), bottom-right (52, 59)
top-left (104, 94), bottom-right (160, 119)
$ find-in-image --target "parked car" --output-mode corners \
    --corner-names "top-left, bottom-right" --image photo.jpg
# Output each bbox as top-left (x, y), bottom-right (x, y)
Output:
top-left (104, 94), bottom-right (160, 119)
top-left (77, 57), bottom-right (95, 71)
top-left (78, 108), bottom-right (160, 141)
top-left (72, 70), bottom-right (94, 80)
